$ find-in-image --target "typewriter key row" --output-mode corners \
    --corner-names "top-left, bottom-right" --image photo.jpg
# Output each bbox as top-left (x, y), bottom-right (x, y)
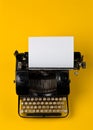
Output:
top-left (20, 109), bottom-right (67, 114)
top-left (21, 101), bottom-right (64, 105)
top-left (22, 97), bottom-right (66, 102)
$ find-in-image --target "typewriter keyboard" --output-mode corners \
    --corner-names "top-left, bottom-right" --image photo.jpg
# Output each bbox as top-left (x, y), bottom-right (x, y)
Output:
top-left (19, 96), bottom-right (68, 117)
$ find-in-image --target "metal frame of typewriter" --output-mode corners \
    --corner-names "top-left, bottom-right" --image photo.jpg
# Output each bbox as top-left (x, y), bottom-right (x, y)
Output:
top-left (14, 51), bottom-right (86, 118)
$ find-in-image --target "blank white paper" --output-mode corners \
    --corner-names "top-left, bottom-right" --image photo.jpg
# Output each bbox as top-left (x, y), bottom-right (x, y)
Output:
top-left (28, 37), bottom-right (74, 69)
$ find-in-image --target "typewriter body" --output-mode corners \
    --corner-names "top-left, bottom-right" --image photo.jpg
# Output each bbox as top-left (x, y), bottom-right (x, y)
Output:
top-left (14, 37), bottom-right (86, 117)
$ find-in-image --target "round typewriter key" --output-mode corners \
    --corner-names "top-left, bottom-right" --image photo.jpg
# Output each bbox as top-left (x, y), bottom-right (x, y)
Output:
top-left (55, 98), bottom-right (58, 101)
top-left (40, 109), bottom-right (43, 112)
top-left (25, 109), bottom-right (28, 113)
top-left (60, 102), bottom-right (64, 105)
top-left (32, 110), bottom-right (35, 113)
top-left (44, 109), bottom-right (48, 112)
top-left (39, 98), bottom-right (42, 101)
top-left (35, 98), bottom-right (38, 101)
top-left (30, 106), bottom-right (33, 109)
top-left (28, 110), bottom-right (32, 113)
top-left (33, 102), bottom-right (36, 105)
top-left (49, 109), bottom-right (52, 112)
top-left (25, 102), bottom-right (28, 105)
top-left (54, 105), bottom-right (57, 109)
top-left (57, 102), bottom-right (61, 105)
top-left (41, 102), bottom-right (44, 105)
top-left (38, 105), bottom-right (41, 109)
top-left (29, 102), bottom-right (32, 105)
top-left (36, 109), bottom-right (39, 113)
top-left (45, 102), bottom-right (48, 105)
top-left (50, 106), bottom-right (54, 109)
top-left (53, 102), bottom-right (56, 105)
top-left (58, 105), bottom-right (62, 109)
top-left (51, 98), bottom-right (54, 101)
top-left (27, 98), bottom-right (30, 101)
top-left (37, 102), bottom-right (40, 105)
top-left (49, 102), bottom-right (52, 105)
top-left (47, 97), bottom-right (50, 101)
top-left (63, 97), bottom-right (66, 101)
top-left (31, 98), bottom-right (34, 101)
top-left (42, 105), bottom-right (46, 109)
top-left (43, 98), bottom-right (46, 101)
top-left (56, 110), bottom-right (60, 112)
top-left (53, 109), bottom-right (56, 112)
top-left (23, 98), bottom-right (26, 101)
top-left (59, 97), bottom-right (62, 101)
top-left (26, 106), bottom-right (30, 109)
top-left (22, 106), bottom-right (26, 109)
top-left (21, 102), bottom-right (24, 105)
top-left (34, 106), bottom-right (37, 109)
top-left (46, 105), bottom-right (49, 109)
top-left (61, 105), bottom-right (65, 109)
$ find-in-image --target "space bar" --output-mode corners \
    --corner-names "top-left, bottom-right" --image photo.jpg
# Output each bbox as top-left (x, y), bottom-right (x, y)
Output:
top-left (27, 113), bottom-right (61, 117)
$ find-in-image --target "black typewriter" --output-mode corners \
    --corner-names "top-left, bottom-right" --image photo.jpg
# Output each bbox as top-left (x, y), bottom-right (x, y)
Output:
top-left (14, 50), bottom-right (86, 118)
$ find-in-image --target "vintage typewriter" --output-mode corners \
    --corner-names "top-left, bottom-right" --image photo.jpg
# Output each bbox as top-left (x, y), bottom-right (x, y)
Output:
top-left (14, 37), bottom-right (86, 117)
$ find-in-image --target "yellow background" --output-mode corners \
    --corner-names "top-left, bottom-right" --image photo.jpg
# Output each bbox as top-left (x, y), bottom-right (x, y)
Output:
top-left (0, 0), bottom-right (93, 129)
